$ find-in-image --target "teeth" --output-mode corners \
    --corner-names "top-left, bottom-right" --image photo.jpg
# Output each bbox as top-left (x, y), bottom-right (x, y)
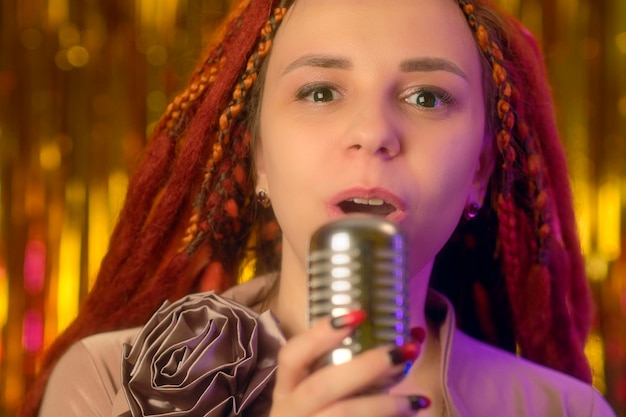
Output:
top-left (349, 198), bottom-right (385, 206)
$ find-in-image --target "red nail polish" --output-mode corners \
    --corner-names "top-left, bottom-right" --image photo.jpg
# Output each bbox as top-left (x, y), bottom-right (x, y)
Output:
top-left (330, 310), bottom-right (367, 329)
top-left (388, 342), bottom-right (420, 365)
top-left (411, 327), bottom-right (426, 344)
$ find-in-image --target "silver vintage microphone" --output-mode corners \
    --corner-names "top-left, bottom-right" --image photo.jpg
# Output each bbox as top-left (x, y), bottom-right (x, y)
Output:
top-left (307, 216), bottom-right (410, 366)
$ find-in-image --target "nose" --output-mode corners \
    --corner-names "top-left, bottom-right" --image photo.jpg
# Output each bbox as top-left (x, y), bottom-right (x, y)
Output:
top-left (347, 100), bottom-right (401, 160)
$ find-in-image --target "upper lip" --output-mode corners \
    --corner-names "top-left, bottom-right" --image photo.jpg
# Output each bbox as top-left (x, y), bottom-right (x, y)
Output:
top-left (328, 187), bottom-right (406, 219)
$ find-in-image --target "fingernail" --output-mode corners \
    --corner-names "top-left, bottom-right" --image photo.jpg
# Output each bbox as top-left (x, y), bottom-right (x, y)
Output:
top-left (388, 342), bottom-right (420, 365)
top-left (411, 327), bottom-right (426, 344)
top-left (330, 310), bottom-right (367, 329)
top-left (408, 395), bottom-right (431, 411)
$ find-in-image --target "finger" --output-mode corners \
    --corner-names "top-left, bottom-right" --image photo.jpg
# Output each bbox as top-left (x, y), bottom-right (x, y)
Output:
top-left (314, 393), bottom-right (431, 417)
top-left (273, 311), bottom-right (366, 399)
top-left (286, 342), bottom-right (419, 413)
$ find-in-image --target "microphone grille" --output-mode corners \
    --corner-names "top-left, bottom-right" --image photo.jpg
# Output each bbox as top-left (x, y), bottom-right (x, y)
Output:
top-left (307, 217), bottom-right (409, 365)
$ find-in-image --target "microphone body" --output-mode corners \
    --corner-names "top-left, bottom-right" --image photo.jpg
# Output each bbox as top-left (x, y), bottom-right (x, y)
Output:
top-left (307, 216), bottom-right (410, 366)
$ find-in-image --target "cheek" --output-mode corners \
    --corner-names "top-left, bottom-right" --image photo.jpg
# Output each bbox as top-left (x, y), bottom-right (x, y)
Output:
top-left (260, 135), bottom-right (319, 189)
top-left (259, 107), bottom-right (331, 187)
top-left (257, 123), bottom-right (324, 238)
top-left (411, 131), bottom-right (482, 195)
top-left (402, 128), bottom-right (484, 264)
top-left (257, 117), bottom-right (331, 269)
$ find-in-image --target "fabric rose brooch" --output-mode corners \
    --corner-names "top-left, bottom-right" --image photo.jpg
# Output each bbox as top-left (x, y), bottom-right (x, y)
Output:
top-left (118, 292), bottom-right (285, 417)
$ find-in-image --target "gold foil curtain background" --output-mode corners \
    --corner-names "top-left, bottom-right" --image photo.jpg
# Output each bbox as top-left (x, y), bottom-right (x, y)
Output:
top-left (0, 0), bottom-right (233, 414)
top-left (0, 0), bottom-right (624, 416)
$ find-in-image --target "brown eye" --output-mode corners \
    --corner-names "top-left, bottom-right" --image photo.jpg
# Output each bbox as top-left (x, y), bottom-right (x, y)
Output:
top-left (312, 88), bottom-right (335, 102)
top-left (296, 84), bottom-right (339, 103)
top-left (416, 91), bottom-right (437, 107)
top-left (405, 87), bottom-right (453, 109)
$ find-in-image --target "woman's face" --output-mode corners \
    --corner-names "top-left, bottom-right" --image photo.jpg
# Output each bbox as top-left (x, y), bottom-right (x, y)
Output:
top-left (256, 0), bottom-right (492, 278)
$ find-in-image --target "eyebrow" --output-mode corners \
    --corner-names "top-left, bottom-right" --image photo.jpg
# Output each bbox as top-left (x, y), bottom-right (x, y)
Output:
top-left (400, 57), bottom-right (468, 81)
top-left (281, 54), bottom-right (468, 81)
top-left (281, 54), bottom-right (353, 75)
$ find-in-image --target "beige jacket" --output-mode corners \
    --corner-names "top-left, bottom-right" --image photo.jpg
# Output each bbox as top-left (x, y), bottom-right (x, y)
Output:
top-left (39, 277), bottom-right (616, 417)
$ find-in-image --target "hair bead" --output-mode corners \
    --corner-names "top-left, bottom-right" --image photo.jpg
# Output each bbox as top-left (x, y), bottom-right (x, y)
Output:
top-left (492, 62), bottom-right (507, 85)
top-left (497, 99), bottom-right (511, 118)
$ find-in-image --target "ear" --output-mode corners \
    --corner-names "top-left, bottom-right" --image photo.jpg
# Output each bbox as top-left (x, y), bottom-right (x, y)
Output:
top-left (467, 133), bottom-right (495, 207)
top-left (254, 136), bottom-right (269, 194)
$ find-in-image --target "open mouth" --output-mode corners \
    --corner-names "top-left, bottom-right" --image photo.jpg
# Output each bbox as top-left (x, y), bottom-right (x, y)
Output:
top-left (337, 198), bottom-right (397, 216)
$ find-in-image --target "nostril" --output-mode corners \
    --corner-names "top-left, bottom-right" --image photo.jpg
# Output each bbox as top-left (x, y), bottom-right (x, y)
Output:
top-left (348, 138), bottom-right (400, 159)
top-left (378, 146), bottom-right (392, 157)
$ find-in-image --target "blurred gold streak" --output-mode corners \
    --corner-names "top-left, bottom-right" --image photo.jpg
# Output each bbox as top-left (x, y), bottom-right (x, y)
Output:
top-left (57, 224), bottom-right (80, 333)
top-left (0, 266), bottom-right (7, 329)
top-left (47, 0), bottom-right (69, 27)
top-left (585, 333), bottom-right (607, 394)
top-left (107, 171), bottom-right (129, 231)
top-left (138, 0), bottom-right (179, 32)
top-left (573, 179), bottom-right (593, 256)
top-left (57, 181), bottom-right (85, 332)
top-left (88, 186), bottom-right (109, 289)
top-left (597, 179), bottom-right (621, 261)
top-left (0, 180), bottom-right (5, 330)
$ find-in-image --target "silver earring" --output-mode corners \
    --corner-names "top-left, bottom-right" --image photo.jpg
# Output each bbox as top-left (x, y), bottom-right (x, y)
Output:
top-left (257, 189), bottom-right (271, 208)
top-left (464, 203), bottom-right (480, 220)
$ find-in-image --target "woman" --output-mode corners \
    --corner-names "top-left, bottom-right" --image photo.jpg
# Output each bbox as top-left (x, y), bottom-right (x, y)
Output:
top-left (24, 0), bottom-right (615, 416)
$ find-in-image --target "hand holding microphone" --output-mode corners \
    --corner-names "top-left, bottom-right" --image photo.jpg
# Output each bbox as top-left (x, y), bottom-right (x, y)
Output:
top-left (269, 217), bottom-right (429, 417)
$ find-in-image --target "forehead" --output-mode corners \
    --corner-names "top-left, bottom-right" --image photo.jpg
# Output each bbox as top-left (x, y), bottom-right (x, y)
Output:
top-left (269, 0), bottom-right (481, 79)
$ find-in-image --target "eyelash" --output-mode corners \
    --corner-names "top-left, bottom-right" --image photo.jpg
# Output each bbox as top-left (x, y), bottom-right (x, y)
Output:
top-left (294, 83), bottom-right (455, 109)
top-left (295, 83), bottom-right (341, 103)
top-left (403, 86), bottom-right (454, 109)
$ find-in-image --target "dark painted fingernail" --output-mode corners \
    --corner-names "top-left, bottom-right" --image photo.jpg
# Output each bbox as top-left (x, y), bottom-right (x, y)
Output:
top-left (411, 327), bottom-right (426, 344)
top-left (330, 310), bottom-right (367, 329)
top-left (408, 395), bottom-right (431, 410)
top-left (388, 342), bottom-right (420, 365)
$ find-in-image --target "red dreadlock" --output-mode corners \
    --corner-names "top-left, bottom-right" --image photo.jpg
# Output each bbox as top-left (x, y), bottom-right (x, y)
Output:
top-left (22, 0), bottom-right (593, 415)
top-left (20, 2), bottom-right (287, 416)
top-left (447, 0), bottom-right (591, 381)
